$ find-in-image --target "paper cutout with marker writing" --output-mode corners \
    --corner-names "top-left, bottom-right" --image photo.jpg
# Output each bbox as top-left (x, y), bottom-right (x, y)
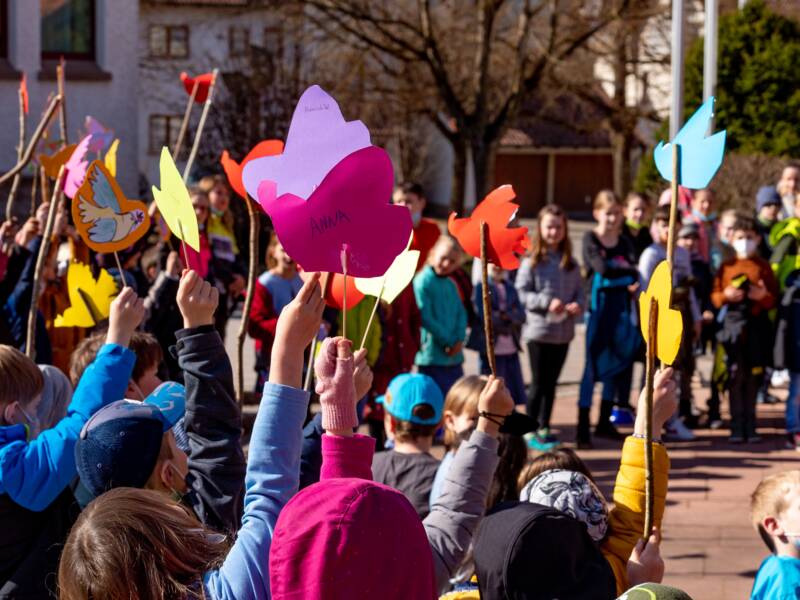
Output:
top-left (448, 185), bottom-right (531, 270)
top-left (54, 262), bottom-right (118, 328)
top-left (73, 161), bottom-right (150, 253)
top-left (152, 147), bottom-right (200, 251)
top-left (20, 74), bottom-right (28, 115)
top-left (104, 139), bottom-right (119, 178)
top-left (326, 274), bottom-right (364, 311)
top-left (63, 135), bottom-right (92, 199)
top-left (639, 261), bottom-right (683, 365)
top-left (39, 143), bottom-right (77, 179)
top-left (221, 140), bottom-right (285, 199)
top-left (241, 85), bottom-right (371, 203)
top-left (258, 146), bottom-right (411, 278)
top-left (654, 97), bottom-right (726, 189)
top-left (355, 244), bottom-right (420, 304)
top-left (180, 72), bottom-right (214, 103)
top-left (84, 116), bottom-right (114, 153)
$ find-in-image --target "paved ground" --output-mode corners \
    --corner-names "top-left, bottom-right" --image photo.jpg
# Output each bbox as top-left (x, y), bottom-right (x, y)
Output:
top-left (226, 219), bottom-right (797, 599)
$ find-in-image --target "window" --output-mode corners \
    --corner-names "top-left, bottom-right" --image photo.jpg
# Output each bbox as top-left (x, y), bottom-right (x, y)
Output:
top-left (41, 0), bottom-right (95, 60)
top-left (229, 26), bottom-right (249, 57)
top-left (0, 0), bottom-right (8, 59)
top-left (263, 26), bottom-right (283, 60)
top-left (149, 115), bottom-right (184, 155)
top-left (148, 25), bottom-right (189, 59)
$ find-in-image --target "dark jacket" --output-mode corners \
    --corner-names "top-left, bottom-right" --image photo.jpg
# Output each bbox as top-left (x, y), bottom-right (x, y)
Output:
top-left (467, 279), bottom-right (525, 353)
top-left (774, 275), bottom-right (800, 372)
top-left (175, 325), bottom-right (246, 534)
top-left (144, 271), bottom-right (183, 380)
top-left (299, 412), bottom-right (324, 490)
top-left (622, 222), bottom-right (653, 261)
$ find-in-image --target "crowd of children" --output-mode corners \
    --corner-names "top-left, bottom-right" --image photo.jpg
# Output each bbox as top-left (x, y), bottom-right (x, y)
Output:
top-left (1, 165), bottom-right (800, 598)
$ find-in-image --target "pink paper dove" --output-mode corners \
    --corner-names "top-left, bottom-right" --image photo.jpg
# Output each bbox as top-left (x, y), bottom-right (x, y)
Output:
top-left (242, 85), bottom-right (371, 204)
top-left (258, 146), bottom-right (411, 278)
top-left (63, 135), bottom-right (92, 199)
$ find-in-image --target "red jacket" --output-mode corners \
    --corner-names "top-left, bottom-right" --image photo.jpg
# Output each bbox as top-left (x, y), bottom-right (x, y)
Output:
top-left (411, 218), bottom-right (441, 271)
top-left (372, 285), bottom-right (421, 395)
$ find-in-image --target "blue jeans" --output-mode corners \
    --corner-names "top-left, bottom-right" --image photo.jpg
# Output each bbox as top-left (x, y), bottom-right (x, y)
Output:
top-left (788, 372), bottom-right (800, 433)
top-left (480, 353), bottom-right (527, 405)
top-left (418, 364), bottom-right (464, 398)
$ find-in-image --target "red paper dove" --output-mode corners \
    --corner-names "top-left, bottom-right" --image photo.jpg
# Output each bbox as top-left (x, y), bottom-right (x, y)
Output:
top-left (220, 140), bottom-right (285, 199)
top-left (180, 72), bottom-right (214, 103)
top-left (447, 185), bottom-right (530, 270)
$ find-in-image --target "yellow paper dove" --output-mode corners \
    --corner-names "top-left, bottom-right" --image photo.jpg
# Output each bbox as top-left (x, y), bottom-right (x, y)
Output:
top-left (104, 139), bottom-right (119, 177)
top-left (54, 262), bottom-right (118, 328)
top-left (639, 260), bottom-right (683, 365)
top-left (152, 147), bottom-right (200, 251)
top-left (355, 246), bottom-right (420, 304)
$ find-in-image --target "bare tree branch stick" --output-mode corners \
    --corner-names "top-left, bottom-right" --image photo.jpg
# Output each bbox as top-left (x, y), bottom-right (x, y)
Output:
top-left (643, 296), bottom-right (658, 542)
top-left (183, 69), bottom-right (219, 183)
top-left (5, 86), bottom-right (27, 221)
top-left (57, 59), bottom-right (68, 146)
top-left (237, 195), bottom-right (260, 406)
top-left (173, 79), bottom-right (199, 161)
top-left (0, 95), bottom-right (62, 187)
top-left (480, 221), bottom-right (496, 376)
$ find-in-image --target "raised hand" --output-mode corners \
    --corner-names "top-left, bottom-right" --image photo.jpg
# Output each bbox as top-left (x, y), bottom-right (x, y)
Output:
top-left (627, 528), bottom-right (665, 586)
top-left (315, 337), bottom-right (358, 436)
top-left (476, 376), bottom-right (514, 437)
top-left (15, 216), bottom-right (41, 249)
top-left (353, 348), bottom-right (373, 400)
top-left (177, 269), bottom-right (219, 329)
top-left (106, 287), bottom-right (145, 348)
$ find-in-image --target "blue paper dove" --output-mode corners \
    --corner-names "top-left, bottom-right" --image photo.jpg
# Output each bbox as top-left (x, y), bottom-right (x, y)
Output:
top-left (76, 162), bottom-right (146, 246)
top-left (654, 96), bottom-right (726, 189)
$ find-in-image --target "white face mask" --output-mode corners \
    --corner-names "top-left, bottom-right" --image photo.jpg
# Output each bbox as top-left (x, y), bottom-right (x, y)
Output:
top-left (732, 238), bottom-right (757, 259)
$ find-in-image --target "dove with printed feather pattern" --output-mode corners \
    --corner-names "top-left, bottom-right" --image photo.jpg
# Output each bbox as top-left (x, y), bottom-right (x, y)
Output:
top-left (73, 161), bottom-right (150, 253)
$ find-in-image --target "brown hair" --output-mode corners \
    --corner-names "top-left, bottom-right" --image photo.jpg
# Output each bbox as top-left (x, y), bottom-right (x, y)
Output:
top-left (198, 175), bottom-right (234, 230)
top-left (69, 332), bottom-right (162, 387)
top-left (530, 204), bottom-right (575, 271)
top-left (750, 470), bottom-right (800, 553)
top-left (391, 403), bottom-right (440, 443)
top-left (733, 215), bottom-right (758, 235)
top-left (593, 189), bottom-right (621, 211)
top-left (0, 346), bottom-right (44, 410)
top-left (518, 447), bottom-right (595, 490)
top-left (442, 375), bottom-right (485, 449)
top-left (625, 191), bottom-right (649, 207)
top-left (58, 487), bottom-right (228, 600)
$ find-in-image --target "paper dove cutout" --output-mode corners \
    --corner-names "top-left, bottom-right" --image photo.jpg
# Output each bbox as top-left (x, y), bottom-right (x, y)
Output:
top-left (180, 72), bottom-right (214, 103)
top-left (104, 139), bottom-right (119, 177)
top-left (73, 161), bottom-right (150, 253)
top-left (448, 185), bottom-right (531, 270)
top-left (84, 116), bottom-right (114, 153)
top-left (39, 143), bottom-right (77, 179)
top-left (355, 245), bottom-right (420, 304)
top-left (221, 140), bottom-right (285, 199)
top-left (326, 274), bottom-right (364, 311)
top-left (63, 135), bottom-right (92, 199)
top-left (242, 85), bottom-right (371, 203)
top-left (152, 147), bottom-right (200, 251)
top-left (639, 261), bottom-right (683, 365)
top-left (54, 262), bottom-right (118, 328)
top-left (20, 74), bottom-right (28, 115)
top-left (258, 146), bottom-right (411, 278)
top-left (654, 97), bottom-right (726, 189)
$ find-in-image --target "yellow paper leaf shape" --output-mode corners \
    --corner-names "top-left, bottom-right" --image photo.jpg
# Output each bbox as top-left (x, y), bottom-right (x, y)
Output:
top-left (54, 262), bottom-right (118, 328)
top-left (639, 260), bottom-right (683, 365)
top-left (151, 147), bottom-right (200, 251)
top-left (355, 247), bottom-right (420, 304)
top-left (104, 139), bottom-right (119, 177)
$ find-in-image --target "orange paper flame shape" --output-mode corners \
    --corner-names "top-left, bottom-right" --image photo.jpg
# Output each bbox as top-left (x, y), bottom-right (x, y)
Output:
top-left (220, 140), bottom-right (285, 200)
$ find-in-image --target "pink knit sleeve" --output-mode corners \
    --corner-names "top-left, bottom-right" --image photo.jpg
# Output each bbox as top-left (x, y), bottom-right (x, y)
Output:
top-left (320, 433), bottom-right (375, 481)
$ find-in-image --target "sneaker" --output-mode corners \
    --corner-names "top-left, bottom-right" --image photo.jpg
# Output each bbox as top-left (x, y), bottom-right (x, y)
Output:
top-left (772, 369), bottom-right (790, 388)
top-left (664, 417), bottom-right (696, 441)
top-left (536, 427), bottom-right (559, 444)
top-left (526, 433), bottom-right (558, 452)
top-left (610, 406), bottom-right (635, 426)
top-left (709, 418), bottom-right (724, 430)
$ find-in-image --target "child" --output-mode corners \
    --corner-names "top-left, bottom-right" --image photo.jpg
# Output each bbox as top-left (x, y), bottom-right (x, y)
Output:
top-left (143, 250), bottom-right (187, 380)
top-left (639, 206), bottom-right (701, 439)
top-left (578, 190), bottom-right (639, 448)
top-left (372, 373), bottom-right (444, 519)
top-left (756, 186), bottom-right (783, 259)
top-left (0, 287), bottom-right (143, 597)
top-left (269, 338), bottom-right (514, 597)
top-left (185, 187), bottom-right (213, 279)
top-left (468, 264), bottom-right (526, 404)
top-left (750, 470), bottom-right (800, 599)
top-left (777, 163), bottom-right (800, 217)
top-left (393, 181), bottom-right (441, 270)
top-left (414, 235), bottom-right (468, 396)
top-left (621, 192), bottom-right (653, 260)
top-left (248, 234), bottom-right (304, 392)
top-left (684, 188), bottom-right (717, 264)
top-left (516, 204), bottom-right (584, 450)
top-left (75, 270), bottom-right (246, 534)
top-left (773, 270), bottom-right (800, 450)
top-left (58, 273), bottom-right (326, 600)
top-left (711, 216), bottom-right (778, 442)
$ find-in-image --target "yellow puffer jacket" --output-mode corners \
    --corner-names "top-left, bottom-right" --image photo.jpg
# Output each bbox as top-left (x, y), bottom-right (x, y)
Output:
top-left (602, 436), bottom-right (670, 596)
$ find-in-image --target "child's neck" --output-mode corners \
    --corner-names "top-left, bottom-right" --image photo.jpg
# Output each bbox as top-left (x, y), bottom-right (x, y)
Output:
top-left (393, 438), bottom-right (432, 454)
top-left (595, 227), bottom-right (618, 245)
top-left (545, 243), bottom-right (560, 254)
top-left (774, 540), bottom-right (800, 560)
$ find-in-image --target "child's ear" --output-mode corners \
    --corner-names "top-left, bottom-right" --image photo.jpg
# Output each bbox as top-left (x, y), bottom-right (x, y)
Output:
top-left (442, 410), bottom-right (456, 431)
top-left (158, 460), bottom-right (174, 492)
top-left (763, 516), bottom-right (784, 537)
top-left (3, 402), bottom-right (17, 425)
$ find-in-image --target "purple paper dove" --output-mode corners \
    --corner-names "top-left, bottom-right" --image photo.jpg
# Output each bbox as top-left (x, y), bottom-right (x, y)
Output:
top-left (242, 85), bottom-right (371, 203)
top-left (63, 135), bottom-right (92, 199)
top-left (84, 116), bottom-right (114, 153)
top-left (258, 146), bottom-right (412, 278)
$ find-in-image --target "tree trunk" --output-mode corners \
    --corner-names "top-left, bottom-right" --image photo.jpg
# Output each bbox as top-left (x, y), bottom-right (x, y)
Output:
top-left (471, 136), bottom-right (494, 203)
top-left (450, 138), bottom-right (468, 215)
top-left (611, 129), bottom-right (634, 198)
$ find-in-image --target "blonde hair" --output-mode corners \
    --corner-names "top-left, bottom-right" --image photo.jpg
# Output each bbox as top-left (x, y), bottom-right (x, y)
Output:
top-left (58, 487), bottom-right (228, 600)
top-left (443, 375), bottom-right (486, 449)
top-left (429, 235), bottom-right (461, 262)
top-left (265, 231), bottom-right (280, 270)
top-left (751, 470), bottom-right (800, 553)
top-left (593, 189), bottom-right (621, 211)
top-left (0, 345), bottom-right (44, 410)
top-left (530, 204), bottom-right (575, 271)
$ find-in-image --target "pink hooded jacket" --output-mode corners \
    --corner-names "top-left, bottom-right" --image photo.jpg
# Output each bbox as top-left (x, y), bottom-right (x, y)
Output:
top-left (269, 434), bottom-right (437, 599)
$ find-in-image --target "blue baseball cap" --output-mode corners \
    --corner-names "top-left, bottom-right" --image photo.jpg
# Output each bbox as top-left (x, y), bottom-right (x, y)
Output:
top-left (376, 373), bottom-right (443, 425)
top-left (756, 186), bottom-right (782, 211)
top-left (75, 382), bottom-right (186, 500)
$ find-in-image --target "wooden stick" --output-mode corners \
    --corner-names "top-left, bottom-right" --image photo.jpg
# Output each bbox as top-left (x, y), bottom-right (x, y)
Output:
top-left (341, 266), bottom-right (348, 342)
top-left (57, 59), bottom-right (68, 146)
top-left (113, 251), bottom-right (125, 281)
top-left (25, 166), bottom-right (65, 360)
top-left (360, 284), bottom-right (384, 350)
top-left (177, 220), bottom-right (191, 269)
top-left (643, 296), bottom-right (658, 543)
top-left (39, 166), bottom-right (50, 207)
top-left (0, 95), bottom-right (62, 187)
top-left (304, 272), bottom-right (331, 392)
top-left (5, 86), bottom-right (27, 222)
top-left (480, 221), bottom-right (497, 376)
top-left (236, 195), bottom-right (260, 405)
top-left (182, 69), bottom-right (219, 183)
top-left (666, 143), bottom-right (681, 271)
top-left (172, 79), bottom-right (199, 161)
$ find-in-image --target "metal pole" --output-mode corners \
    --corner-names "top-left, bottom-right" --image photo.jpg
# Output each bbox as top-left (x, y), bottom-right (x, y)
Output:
top-left (670, 0), bottom-right (685, 139)
top-left (703, 0), bottom-right (718, 105)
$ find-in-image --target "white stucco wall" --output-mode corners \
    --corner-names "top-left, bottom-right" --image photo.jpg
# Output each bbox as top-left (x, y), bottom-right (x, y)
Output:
top-left (0, 0), bottom-right (139, 196)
